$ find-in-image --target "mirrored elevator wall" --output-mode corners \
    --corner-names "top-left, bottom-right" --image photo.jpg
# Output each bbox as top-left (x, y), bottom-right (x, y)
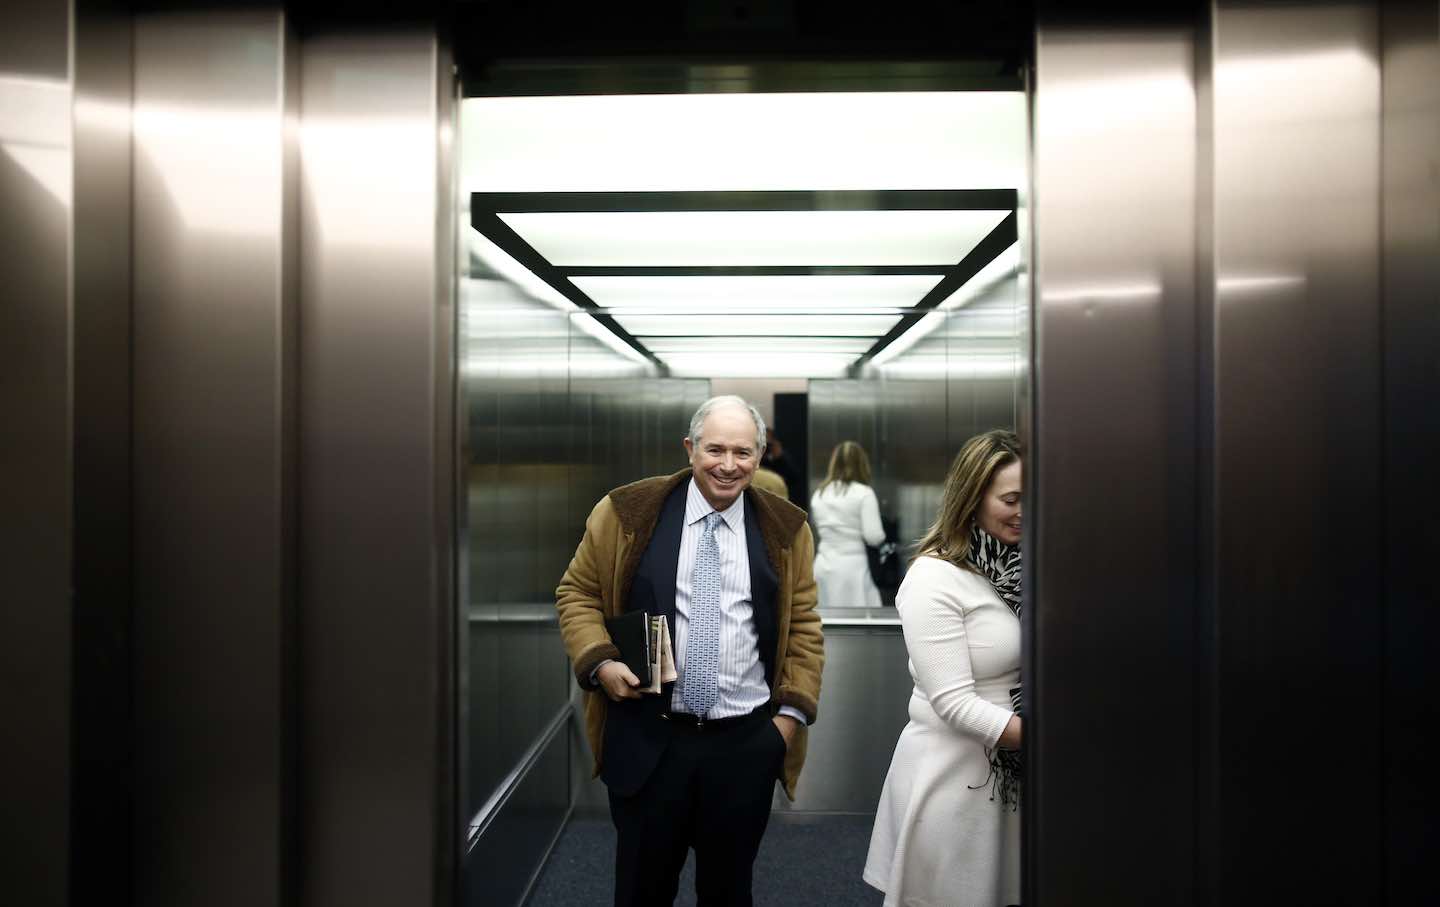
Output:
top-left (461, 258), bottom-right (707, 903)
top-left (809, 264), bottom-right (1025, 580)
top-left (789, 263), bottom-right (1025, 817)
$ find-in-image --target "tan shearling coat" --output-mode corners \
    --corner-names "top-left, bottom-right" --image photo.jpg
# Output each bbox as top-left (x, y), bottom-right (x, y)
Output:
top-left (555, 469), bottom-right (824, 799)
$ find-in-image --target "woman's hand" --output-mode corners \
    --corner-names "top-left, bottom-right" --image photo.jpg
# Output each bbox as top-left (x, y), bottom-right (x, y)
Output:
top-left (996, 714), bottom-right (1022, 750)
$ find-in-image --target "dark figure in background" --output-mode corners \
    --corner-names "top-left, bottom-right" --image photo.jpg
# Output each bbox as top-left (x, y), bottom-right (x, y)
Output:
top-left (762, 433), bottom-right (805, 511)
top-left (556, 395), bottom-right (825, 907)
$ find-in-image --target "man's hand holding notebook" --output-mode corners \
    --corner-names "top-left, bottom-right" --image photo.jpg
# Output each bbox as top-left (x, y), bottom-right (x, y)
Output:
top-left (604, 610), bottom-right (678, 694)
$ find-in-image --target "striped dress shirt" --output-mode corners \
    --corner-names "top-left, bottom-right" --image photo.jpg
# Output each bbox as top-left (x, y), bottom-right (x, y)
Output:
top-left (672, 480), bottom-right (805, 725)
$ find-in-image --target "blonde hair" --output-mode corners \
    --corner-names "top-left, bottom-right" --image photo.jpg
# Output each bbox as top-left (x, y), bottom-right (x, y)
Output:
top-left (914, 429), bottom-right (1022, 570)
top-left (817, 440), bottom-right (873, 494)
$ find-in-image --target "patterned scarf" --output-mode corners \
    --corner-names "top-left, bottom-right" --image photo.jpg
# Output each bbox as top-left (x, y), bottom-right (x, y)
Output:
top-left (967, 522), bottom-right (1023, 809)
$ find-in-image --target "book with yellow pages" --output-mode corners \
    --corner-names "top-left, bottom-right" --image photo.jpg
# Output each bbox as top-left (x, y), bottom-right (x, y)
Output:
top-left (642, 614), bottom-right (678, 694)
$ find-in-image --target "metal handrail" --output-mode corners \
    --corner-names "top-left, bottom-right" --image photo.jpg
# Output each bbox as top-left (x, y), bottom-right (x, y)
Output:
top-left (466, 701), bottom-right (572, 853)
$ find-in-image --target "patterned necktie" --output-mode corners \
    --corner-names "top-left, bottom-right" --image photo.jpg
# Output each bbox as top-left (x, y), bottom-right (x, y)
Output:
top-left (682, 511), bottom-right (724, 718)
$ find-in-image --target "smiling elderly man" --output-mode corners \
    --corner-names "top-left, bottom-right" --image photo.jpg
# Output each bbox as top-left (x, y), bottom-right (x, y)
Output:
top-left (556, 394), bottom-right (824, 907)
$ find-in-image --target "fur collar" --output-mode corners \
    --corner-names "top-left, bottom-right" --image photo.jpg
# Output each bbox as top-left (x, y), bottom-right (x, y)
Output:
top-left (609, 468), bottom-right (808, 569)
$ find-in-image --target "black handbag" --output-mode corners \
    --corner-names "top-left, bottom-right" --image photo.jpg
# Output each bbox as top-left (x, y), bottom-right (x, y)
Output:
top-left (865, 515), bottom-right (902, 593)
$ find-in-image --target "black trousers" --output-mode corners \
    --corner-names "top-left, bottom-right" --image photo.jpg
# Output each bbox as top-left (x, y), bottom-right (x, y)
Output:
top-left (608, 708), bottom-right (786, 907)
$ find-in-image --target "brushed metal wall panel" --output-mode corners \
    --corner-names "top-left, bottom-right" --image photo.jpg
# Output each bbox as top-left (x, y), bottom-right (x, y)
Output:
top-left (466, 723), bottom-right (570, 906)
top-left (1379, 3), bottom-right (1440, 898)
top-left (130, 11), bottom-right (298, 905)
top-left (459, 209), bottom-right (710, 899)
top-left (298, 30), bottom-right (456, 906)
top-left (0, 1), bottom-right (72, 900)
top-left (466, 614), bottom-right (503, 820)
top-left (469, 357), bottom-right (709, 891)
top-left (1031, 4), bottom-right (1403, 901)
top-left (70, 1), bottom-right (136, 900)
top-left (461, 283), bottom-right (657, 813)
top-left (1031, 16), bottom-right (1200, 905)
top-left (879, 377), bottom-right (945, 563)
top-left (771, 626), bottom-right (913, 813)
top-left (805, 378), bottom-right (834, 491)
top-left (943, 286), bottom-right (1022, 446)
top-left (1212, 6), bottom-right (1383, 900)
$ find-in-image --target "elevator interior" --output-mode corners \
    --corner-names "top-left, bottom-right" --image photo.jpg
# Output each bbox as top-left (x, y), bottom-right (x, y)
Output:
top-left (7, 2), bottom-right (1435, 905)
top-left (459, 66), bottom-right (1030, 903)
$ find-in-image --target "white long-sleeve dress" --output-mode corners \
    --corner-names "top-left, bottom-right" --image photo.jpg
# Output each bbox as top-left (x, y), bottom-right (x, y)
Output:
top-left (810, 481), bottom-right (886, 609)
top-left (863, 556), bottom-right (1021, 907)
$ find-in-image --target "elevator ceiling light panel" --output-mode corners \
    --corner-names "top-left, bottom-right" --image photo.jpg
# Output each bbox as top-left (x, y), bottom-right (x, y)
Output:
top-left (643, 337), bottom-right (875, 355)
top-left (498, 209), bottom-right (1009, 268)
top-left (462, 92), bottom-right (1026, 193)
top-left (610, 314), bottom-right (905, 338)
top-left (470, 191), bottom-right (1018, 375)
top-left (464, 91), bottom-right (1024, 376)
top-left (660, 353), bottom-right (862, 379)
top-left (571, 275), bottom-right (946, 311)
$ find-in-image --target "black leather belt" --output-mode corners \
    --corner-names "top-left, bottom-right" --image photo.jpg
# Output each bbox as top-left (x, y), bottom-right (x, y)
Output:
top-left (663, 705), bottom-right (769, 732)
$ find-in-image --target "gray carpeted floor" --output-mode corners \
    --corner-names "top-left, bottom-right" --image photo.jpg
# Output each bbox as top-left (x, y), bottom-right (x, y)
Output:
top-left (527, 813), bottom-right (885, 906)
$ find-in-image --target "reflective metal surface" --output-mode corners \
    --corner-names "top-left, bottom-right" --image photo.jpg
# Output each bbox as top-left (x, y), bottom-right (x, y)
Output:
top-left (130, 11), bottom-right (299, 904)
top-left (770, 626), bottom-right (912, 813)
top-left (298, 28), bottom-right (457, 907)
top-left (455, 12), bottom-right (1029, 95)
top-left (0, 1), bottom-right (73, 900)
top-left (808, 266), bottom-right (1024, 615)
top-left (3, 4), bottom-right (1430, 903)
top-left (460, 222), bottom-right (709, 898)
top-left (463, 289), bottom-right (576, 814)
top-left (797, 269), bottom-right (1025, 818)
top-left (1380, 2), bottom-right (1440, 897)
top-left (1031, 12), bottom-right (1201, 904)
top-left (806, 378), bottom-right (881, 537)
top-left (70, 1), bottom-right (136, 900)
top-left (1212, 6), bottom-right (1382, 901)
top-left (1030, 3), bottom-right (1425, 902)
top-left (466, 704), bottom-right (572, 907)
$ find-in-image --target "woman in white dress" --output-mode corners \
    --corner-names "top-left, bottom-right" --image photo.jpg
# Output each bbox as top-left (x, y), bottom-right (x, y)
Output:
top-left (810, 441), bottom-right (886, 609)
top-left (864, 429), bottom-right (1024, 907)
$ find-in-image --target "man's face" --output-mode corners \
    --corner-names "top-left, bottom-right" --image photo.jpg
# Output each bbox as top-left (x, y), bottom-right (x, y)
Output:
top-left (683, 406), bottom-right (759, 512)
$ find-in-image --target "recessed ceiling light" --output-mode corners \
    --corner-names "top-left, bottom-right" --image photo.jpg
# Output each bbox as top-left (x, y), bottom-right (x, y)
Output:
top-left (608, 313), bottom-right (903, 338)
top-left (501, 209), bottom-right (1010, 267)
top-left (462, 91), bottom-right (1026, 193)
top-left (572, 274), bottom-right (944, 311)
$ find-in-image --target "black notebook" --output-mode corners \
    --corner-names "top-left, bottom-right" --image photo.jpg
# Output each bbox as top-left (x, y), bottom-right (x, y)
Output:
top-left (605, 610), bottom-right (652, 687)
top-left (603, 611), bottom-right (677, 694)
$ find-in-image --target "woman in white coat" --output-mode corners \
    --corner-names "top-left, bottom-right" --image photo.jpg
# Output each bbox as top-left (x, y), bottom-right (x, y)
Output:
top-left (810, 441), bottom-right (886, 609)
top-left (864, 429), bottom-right (1024, 907)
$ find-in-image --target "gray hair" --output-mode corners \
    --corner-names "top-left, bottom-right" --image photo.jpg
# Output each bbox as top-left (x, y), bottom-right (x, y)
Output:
top-left (688, 395), bottom-right (767, 453)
